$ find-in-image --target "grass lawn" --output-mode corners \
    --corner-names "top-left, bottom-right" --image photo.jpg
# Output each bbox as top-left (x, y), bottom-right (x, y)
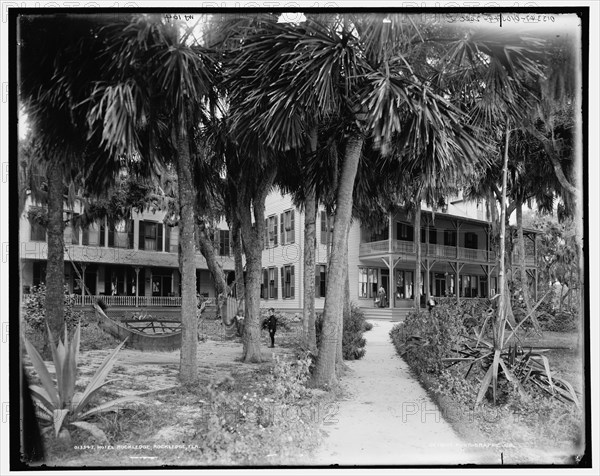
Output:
top-left (23, 317), bottom-right (332, 467)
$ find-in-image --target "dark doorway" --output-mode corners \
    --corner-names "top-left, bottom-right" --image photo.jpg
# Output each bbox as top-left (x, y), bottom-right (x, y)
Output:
top-left (434, 273), bottom-right (446, 297)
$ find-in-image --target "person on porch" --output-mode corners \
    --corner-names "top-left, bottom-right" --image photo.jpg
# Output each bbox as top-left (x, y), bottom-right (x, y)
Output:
top-left (377, 285), bottom-right (387, 308)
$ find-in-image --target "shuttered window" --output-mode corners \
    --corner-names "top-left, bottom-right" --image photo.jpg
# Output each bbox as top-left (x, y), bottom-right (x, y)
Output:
top-left (282, 265), bottom-right (295, 299)
top-left (280, 209), bottom-right (295, 244)
top-left (269, 267), bottom-right (278, 299)
top-left (315, 264), bottom-right (327, 298)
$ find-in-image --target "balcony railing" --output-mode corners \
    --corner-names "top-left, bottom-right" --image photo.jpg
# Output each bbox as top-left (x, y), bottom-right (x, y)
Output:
top-left (359, 240), bottom-right (391, 255)
top-left (73, 294), bottom-right (183, 307)
top-left (359, 239), bottom-right (512, 264)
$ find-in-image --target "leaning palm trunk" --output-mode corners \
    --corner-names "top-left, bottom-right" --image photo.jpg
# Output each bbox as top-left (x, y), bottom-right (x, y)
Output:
top-left (313, 136), bottom-right (363, 388)
top-left (196, 221), bottom-right (230, 322)
top-left (176, 133), bottom-right (199, 384)
top-left (303, 185), bottom-right (317, 351)
top-left (197, 222), bottom-right (228, 294)
top-left (45, 162), bottom-right (65, 343)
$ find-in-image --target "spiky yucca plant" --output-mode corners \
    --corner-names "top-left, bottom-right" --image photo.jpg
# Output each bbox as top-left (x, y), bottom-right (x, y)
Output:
top-left (23, 324), bottom-right (143, 443)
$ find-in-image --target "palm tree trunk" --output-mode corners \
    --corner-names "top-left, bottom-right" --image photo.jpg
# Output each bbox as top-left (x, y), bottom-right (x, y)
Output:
top-left (303, 184), bottom-right (317, 351)
top-left (176, 133), bottom-right (199, 384)
top-left (313, 135), bottom-right (363, 388)
top-left (413, 199), bottom-right (422, 310)
top-left (231, 219), bottom-right (245, 308)
top-left (45, 163), bottom-right (65, 343)
top-left (197, 221), bottom-right (228, 295)
top-left (239, 171), bottom-right (274, 363)
top-left (242, 244), bottom-right (263, 362)
top-left (496, 127), bottom-right (510, 349)
top-left (337, 222), bottom-right (351, 368)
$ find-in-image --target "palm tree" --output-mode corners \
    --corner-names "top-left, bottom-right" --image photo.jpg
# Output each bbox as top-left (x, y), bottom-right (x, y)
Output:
top-left (83, 15), bottom-right (217, 383)
top-left (18, 15), bottom-right (125, 340)
top-left (221, 14), bottom-right (371, 376)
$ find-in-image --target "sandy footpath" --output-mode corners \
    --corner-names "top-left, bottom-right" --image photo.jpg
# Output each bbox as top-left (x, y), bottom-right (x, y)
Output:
top-left (313, 320), bottom-right (492, 466)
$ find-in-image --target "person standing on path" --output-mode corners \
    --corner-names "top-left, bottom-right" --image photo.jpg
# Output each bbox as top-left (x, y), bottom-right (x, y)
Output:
top-left (267, 308), bottom-right (277, 348)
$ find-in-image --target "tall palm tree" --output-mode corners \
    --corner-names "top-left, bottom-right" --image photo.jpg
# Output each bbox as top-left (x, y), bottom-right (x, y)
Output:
top-left (18, 14), bottom-right (125, 340)
top-left (83, 15), bottom-right (217, 383)
top-left (222, 14), bottom-right (371, 376)
top-left (227, 13), bottom-right (487, 386)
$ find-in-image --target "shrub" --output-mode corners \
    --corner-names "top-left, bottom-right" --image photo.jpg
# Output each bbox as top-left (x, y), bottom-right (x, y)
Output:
top-left (543, 309), bottom-right (579, 332)
top-left (193, 354), bottom-right (321, 465)
top-left (433, 368), bottom-right (480, 408)
top-left (390, 302), bottom-right (466, 375)
top-left (22, 285), bottom-right (85, 358)
top-left (315, 304), bottom-right (368, 361)
top-left (268, 354), bottom-right (312, 401)
top-left (342, 305), bottom-right (367, 360)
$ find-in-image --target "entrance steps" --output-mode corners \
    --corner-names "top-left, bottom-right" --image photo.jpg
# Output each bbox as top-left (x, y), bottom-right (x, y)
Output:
top-left (361, 307), bottom-right (414, 322)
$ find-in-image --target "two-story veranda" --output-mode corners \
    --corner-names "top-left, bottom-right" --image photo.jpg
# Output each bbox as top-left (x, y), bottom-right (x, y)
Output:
top-left (20, 200), bottom-right (235, 309)
top-left (349, 209), bottom-right (539, 320)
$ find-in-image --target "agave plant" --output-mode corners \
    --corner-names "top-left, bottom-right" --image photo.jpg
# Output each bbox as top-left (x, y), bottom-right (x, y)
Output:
top-left (442, 293), bottom-right (581, 408)
top-left (23, 323), bottom-right (143, 443)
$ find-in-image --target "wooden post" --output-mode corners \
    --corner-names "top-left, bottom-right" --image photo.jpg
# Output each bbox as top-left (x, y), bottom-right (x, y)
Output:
top-left (388, 212), bottom-right (393, 254)
top-left (134, 267), bottom-right (140, 308)
top-left (424, 258), bottom-right (430, 304)
top-left (80, 263), bottom-right (87, 306)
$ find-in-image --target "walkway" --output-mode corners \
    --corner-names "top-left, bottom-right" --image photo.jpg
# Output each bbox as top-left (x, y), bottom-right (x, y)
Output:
top-left (314, 320), bottom-right (488, 466)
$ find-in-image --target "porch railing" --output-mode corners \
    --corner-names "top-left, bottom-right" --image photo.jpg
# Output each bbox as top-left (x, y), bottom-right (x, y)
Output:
top-left (73, 294), bottom-right (183, 307)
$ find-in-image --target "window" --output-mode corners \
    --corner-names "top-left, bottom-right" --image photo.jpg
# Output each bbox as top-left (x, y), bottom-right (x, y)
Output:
top-left (280, 209), bottom-right (295, 244)
top-left (315, 264), bottom-right (327, 298)
top-left (421, 228), bottom-right (437, 244)
top-left (30, 218), bottom-right (46, 242)
top-left (218, 229), bottom-right (231, 256)
top-left (261, 269), bottom-right (268, 299)
top-left (139, 221), bottom-right (163, 251)
top-left (464, 232), bottom-right (479, 250)
top-left (490, 277), bottom-right (498, 296)
top-left (444, 230), bottom-right (457, 247)
top-left (108, 219), bottom-right (134, 249)
top-left (268, 267), bottom-right (278, 299)
top-left (264, 215), bottom-right (278, 248)
top-left (166, 226), bottom-right (178, 253)
top-left (395, 270), bottom-right (414, 299)
top-left (32, 261), bottom-right (46, 287)
top-left (479, 276), bottom-right (488, 298)
top-left (460, 275), bottom-right (479, 298)
top-left (397, 223), bottom-right (414, 242)
top-left (358, 267), bottom-right (378, 298)
top-left (366, 224), bottom-right (389, 243)
top-left (320, 211), bottom-right (333, 245)
top-left (66, 212), bottom-right (80, 245)
top-left (281, 265), bottom-right (295, 299)
top-left (82, 223), bottom-right (103, 246)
